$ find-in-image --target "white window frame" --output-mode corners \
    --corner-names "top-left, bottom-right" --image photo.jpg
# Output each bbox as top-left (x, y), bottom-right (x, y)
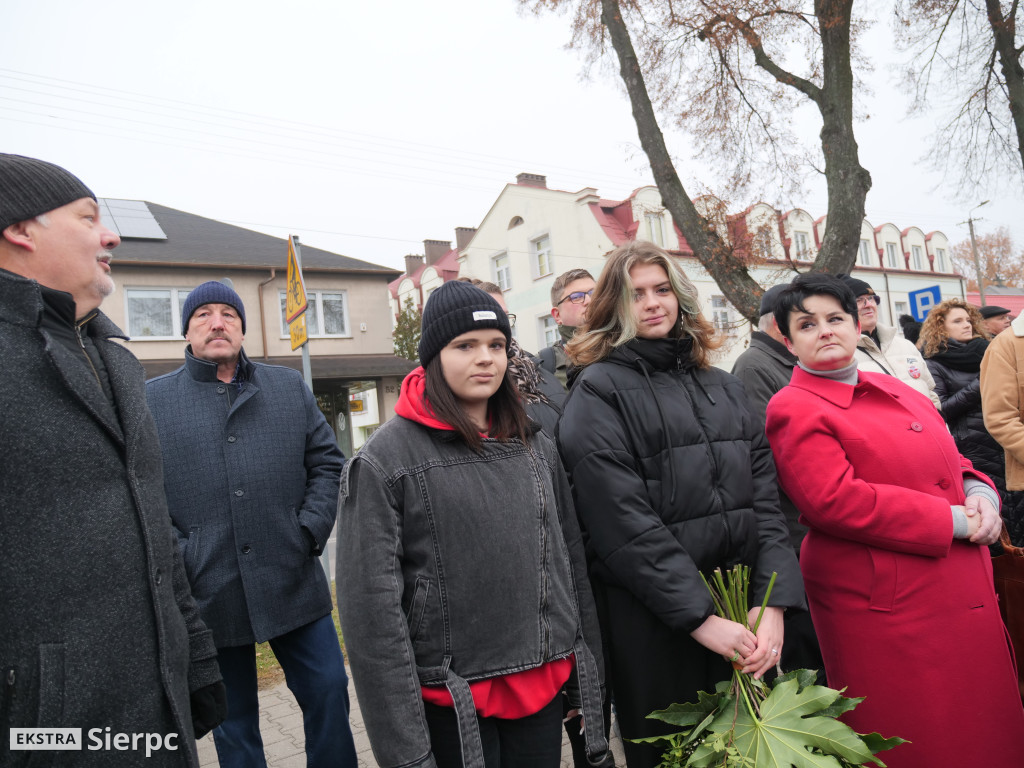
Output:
top-left (493, 253), bottom-right (511, 292)
top-left (886, 242), bottom-right (900, 268)
top-left (540, 315), bottom-right (559, 347)
top-left (278, 289), bottom-right (351, 338)
top-left (859, 239), bottom-right (873, 266)
top-left (935, 248), bottom-right (947, 272)
top-left (646, 213), bottom-right (665, 246)
top-left (531, 236), bottom-right (553, 279)
top-left (125, 287), bottom-right (192, 340)
top-left (895, 301), bottom-right (908, 316)
top-left (911, 245), bottom-right (923, 270)
top-left (793, 231), bottom-right (811, 260)
top-left (711, 295), bottom-right (739, 337)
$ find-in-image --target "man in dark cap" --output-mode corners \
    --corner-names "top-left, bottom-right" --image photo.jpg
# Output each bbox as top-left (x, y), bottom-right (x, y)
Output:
top-left (0, 153), bottom-right (224, 766)
top-left (146, 282), bottom-right (358, 768)
top-left (836, 274), bottom-right (940, 409)
top-left (980, 305), bottom-right (1013, 338)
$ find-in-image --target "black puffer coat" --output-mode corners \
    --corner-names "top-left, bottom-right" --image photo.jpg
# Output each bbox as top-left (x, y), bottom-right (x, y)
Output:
top-left (926, 341), bottom-right (1007, 490)
top-left (557, 337), bottom-right (803, 633)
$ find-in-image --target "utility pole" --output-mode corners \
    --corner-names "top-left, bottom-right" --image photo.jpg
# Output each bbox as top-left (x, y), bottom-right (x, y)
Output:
top-left (961, 200), bottom-right (989, 306)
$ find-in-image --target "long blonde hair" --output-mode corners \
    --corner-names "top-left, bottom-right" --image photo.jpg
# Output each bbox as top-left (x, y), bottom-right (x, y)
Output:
top-left (918, 298), bottom-right (987, 357)
top-left (567, 241), bottom-right (721, 369)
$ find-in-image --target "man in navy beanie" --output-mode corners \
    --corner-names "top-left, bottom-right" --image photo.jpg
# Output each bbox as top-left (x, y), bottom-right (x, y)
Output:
top-left (146, 280), bottom-right (359, 768)
top-left (0, 153), bottom-right (224, 766)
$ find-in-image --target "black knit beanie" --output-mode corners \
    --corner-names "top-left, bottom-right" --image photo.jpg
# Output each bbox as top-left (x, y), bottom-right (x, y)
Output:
top-left (836, 274), bottom-right (875, 298)
top-left (182, 281), bottom-right (247, 334)
top-left (0, 154), bottom-right (96, 231)
top-left (418, 281), bottom-right (512, 367)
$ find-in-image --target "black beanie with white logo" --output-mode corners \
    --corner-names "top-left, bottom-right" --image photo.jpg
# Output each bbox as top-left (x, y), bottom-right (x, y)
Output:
top-left (417, 281), bottom-right (512, 367)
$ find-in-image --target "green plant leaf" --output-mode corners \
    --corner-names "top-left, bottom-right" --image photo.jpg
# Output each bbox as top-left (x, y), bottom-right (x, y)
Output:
top-left (718, 677), bottom-right (905, 767)
top-left (648, 683), bottom-right (731, 727)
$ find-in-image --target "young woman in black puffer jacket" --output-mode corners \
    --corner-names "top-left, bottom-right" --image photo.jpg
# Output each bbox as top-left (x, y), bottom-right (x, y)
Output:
top-left (920, 298), bottom-right (1024, 545)
top-left (556, 241), bottom-right (804, 768)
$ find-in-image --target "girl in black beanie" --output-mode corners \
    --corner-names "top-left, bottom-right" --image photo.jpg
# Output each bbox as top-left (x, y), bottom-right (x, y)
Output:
top-left (337, 280), bottom-right (611, 768)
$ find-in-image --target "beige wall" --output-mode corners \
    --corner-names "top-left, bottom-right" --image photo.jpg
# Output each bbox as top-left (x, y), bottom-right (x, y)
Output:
top-left (110, 265), bottom-right (396, 360)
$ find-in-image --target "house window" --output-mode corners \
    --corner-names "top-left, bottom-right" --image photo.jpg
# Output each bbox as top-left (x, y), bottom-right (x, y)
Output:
top-left (886, 242), bottom-right (899, 268)
top-left (859, 239), bottom-right (873, 266)
top-left (126, 287), bottom-right (191, 338)
top-left (895, 301), bottom-right (908, 316)
top-left (532, 236), bottom-right (553, 278)
top-left (711, 295), bottom-right (738, 336)
top-left (935, 248), bottom-right (947, 271)
top-left (541, 316), bottom-right (559, 347)
top-left (279, 290), bottom-right (349, 337)
top-left (911, 245), bottom-right (923, 270)
top-left (793, 232), bottom-right (810, 260)
top-left (493, 253), bottom-right (510, 292)
top-left (646, 213), bottom-right (665, 246)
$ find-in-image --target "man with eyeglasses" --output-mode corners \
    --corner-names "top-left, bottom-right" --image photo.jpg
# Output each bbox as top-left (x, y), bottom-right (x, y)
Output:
top-left (539, 268), bottom-right (596, 387)
top-left (837, 274), bottom-right (940, 409)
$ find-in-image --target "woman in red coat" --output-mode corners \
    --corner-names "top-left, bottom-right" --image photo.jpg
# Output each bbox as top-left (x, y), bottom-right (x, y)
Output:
top-left (765, 273), bottom-right (1024, 768)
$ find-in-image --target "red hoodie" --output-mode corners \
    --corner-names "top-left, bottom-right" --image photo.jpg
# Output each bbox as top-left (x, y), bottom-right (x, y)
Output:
top-left (396, 368), bottom-right (573, 718)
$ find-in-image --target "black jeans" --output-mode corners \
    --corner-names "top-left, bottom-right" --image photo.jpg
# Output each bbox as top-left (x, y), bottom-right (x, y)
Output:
top-left (423, 692), bottom-right (563, 768)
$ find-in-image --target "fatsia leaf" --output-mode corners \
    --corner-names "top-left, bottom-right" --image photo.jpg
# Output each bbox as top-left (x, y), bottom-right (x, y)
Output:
top-left (708, 678), bottom-right (904, 767)
top-left (648, 685), bottom-right (731, 727)
top-left (858, 732), bottom-right (907, 756)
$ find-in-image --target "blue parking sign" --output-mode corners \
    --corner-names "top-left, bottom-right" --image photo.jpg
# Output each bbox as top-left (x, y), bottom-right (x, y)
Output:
top-left (908, 286), bottom-right (942, 321)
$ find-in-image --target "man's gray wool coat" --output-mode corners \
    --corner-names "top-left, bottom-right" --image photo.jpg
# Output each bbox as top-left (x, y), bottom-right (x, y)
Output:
top-left (146, 349), bottom-right (343, 648)
top-left (0, 269), bottom-right (221, 767)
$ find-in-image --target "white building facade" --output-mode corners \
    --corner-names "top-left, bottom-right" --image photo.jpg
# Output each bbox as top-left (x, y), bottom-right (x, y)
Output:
top-left (458, 174), bottom-right (965, 370)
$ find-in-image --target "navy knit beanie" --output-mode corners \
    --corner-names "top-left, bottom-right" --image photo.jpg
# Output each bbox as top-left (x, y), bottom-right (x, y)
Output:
top-left (182, 281), bottom-right (247, 335)
top-left (418, 281), bottom-right (511, 367)
top-left (0, 154), bottom-right (96, 231)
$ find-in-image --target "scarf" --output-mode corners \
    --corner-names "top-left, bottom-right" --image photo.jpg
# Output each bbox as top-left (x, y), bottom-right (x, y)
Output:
top-left (926, 337), bottom-right (989, 373)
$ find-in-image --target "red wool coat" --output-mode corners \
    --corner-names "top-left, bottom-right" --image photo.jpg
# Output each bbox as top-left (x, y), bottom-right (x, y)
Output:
top-left (766, 368), bottom-right (1024, 768)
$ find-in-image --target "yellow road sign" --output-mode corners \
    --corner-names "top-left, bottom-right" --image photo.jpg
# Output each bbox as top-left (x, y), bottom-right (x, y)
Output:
top-left (286, 237), bottom-right (308, 323)
top-left (289, 313), bottom-right (308, 350)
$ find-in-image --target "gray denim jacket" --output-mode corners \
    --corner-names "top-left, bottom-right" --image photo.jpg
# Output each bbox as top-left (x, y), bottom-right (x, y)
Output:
top-left (337, 417), bottom-right (607, 768)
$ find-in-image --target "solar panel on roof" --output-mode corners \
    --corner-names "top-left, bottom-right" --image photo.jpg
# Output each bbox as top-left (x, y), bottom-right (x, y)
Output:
top-left (98, 198), bottom-right (168, 241)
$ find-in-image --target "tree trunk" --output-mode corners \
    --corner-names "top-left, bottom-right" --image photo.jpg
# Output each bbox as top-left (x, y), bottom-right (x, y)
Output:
top-left (600, 0), bottom-right (765, 322)
top-left (984, 0), bottom-right (1024, 174)
top-left (812, 0), bottom-right (872, 275)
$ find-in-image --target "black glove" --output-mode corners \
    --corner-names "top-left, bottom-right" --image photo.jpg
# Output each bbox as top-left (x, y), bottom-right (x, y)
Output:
top-left (191, 681), bottom-right (227, 739)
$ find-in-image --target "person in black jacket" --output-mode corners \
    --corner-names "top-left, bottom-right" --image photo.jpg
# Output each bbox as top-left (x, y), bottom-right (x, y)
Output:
top-left (920, 300), bottom-right (1004, 482)
top-left (920, 299), bottom-right (1023, 531)
top-left (556, 241), bottom-right (804, 768)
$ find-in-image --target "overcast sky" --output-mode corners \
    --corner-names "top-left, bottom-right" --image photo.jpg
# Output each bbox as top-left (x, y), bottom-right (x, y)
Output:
top-left (3, 0), bottom-right (1020, 274)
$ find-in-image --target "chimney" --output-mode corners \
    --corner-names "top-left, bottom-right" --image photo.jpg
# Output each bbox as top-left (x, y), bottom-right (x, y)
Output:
top-left (455, 227), bottom-right (477, 251)
top-left (404, 254), bottom-right (424, 276)
top-left (516, 172), bottom-right (547, 189)
top-left (424, 240), bottom-right (451, 265)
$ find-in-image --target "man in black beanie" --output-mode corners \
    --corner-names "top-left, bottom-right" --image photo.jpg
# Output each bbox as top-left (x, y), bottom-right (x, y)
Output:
top-left (0, 153), bottom-right (225, 766)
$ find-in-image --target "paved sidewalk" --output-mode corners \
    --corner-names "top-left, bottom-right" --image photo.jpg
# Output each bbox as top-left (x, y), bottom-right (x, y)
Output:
top-left (197, 671), bottom-right (627, 767)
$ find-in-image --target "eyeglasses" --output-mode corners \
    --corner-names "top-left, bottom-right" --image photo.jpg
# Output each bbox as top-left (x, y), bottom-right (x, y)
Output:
top-left (856, 295), bottom-right (881, 308)
top-left (556, 289), bottom-right (594, 307)
top-left (506, 313), bottom-right (516, 328)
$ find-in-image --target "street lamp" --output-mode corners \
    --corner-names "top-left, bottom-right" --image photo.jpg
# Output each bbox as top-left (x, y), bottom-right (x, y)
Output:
top-left (963, 200), bottom-right (990, 305)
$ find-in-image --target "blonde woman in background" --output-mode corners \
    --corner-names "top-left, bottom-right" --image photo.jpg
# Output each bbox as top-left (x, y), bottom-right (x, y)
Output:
top-left (556, 241), bottom-right (804, 768)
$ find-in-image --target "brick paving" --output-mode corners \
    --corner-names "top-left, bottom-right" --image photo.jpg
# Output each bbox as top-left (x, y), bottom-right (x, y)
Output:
top-left (196, 670), bottom-right (627, 767)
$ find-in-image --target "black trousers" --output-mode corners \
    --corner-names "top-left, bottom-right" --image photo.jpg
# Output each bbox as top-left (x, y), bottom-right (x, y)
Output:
top-left (600, 582), bottom-right (733, 768)
top-left (423, 692), bottom-right (563, 768)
